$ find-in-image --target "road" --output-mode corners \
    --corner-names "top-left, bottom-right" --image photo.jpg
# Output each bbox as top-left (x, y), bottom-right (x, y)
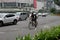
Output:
top-left (0, 15), bottom-right (60, 40)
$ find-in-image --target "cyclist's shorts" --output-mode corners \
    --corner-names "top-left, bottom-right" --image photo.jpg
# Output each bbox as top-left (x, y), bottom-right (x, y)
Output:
top-left (32, 19), bottom-right (36, 21)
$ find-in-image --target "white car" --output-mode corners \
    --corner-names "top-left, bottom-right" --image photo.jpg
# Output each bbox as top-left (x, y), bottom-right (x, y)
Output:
top-left (16, 12), bottom-right (29, 21)
top-left (0, 13), bottom-right (19, 26)
top-left (38, 12), bottom-right (49, 17)
top-left (37, 13), bottom-right (42, 16)
top-left (42, 13), bottom-right (49, 17)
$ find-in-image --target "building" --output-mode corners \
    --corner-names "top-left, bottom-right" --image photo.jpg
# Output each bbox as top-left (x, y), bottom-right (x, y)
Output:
top-left (37, 0), bottom-right (55, 10)
top-left (0, 0), bottom-right (59, 12)
top-left (46, 0), bottom-right (55, 10)
top-left (0, 0), bottom-right (34, 8)
top-left (0, 0), bottom-right (34, 12)
top-left (37, 0), bottom-right (60, 11)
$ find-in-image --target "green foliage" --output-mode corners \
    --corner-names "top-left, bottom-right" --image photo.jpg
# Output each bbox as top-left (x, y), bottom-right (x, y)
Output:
top-left (16, 34), bottom-right (31, 40)
top-left (50, 8), bottom-right (56, 14)
top-left (23, 34), bottom-right (31, 40)
top-left (38, 9), bottom-right (43, 13)
top-left (54, 0), bottom-right (60, 6)
top-left (16, 25), bottom-right (60, 40)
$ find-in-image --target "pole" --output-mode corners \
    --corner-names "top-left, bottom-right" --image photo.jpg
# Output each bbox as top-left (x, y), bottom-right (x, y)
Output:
top-left (2, 0), bottom-right (4, 8)
top-left (16, 0), bottom-right (18, 8)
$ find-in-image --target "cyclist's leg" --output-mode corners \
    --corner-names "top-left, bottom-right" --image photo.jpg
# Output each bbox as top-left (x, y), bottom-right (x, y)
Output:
top-left (31, 21), bottom-right (33, 25)
top-left (35, 20), bottom-right (37, 27)
top-left (32, 19), bottom-right (34, 26)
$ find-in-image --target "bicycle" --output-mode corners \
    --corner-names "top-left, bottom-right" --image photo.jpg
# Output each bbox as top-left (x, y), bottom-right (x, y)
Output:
top-left (28, 20), bottom-right (37, 29)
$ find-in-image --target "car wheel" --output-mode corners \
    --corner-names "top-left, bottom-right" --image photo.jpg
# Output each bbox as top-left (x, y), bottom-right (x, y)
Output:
top-left (0, 22), bottom-right (3, 26)
top-left (42, 15), bottom-right (46, 17)
top-left (13, 20), bottom-right (17, 25)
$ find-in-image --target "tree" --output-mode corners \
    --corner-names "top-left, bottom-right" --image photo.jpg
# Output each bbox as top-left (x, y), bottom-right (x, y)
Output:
top-left (54, 0), bottom-right (60, 6)
top-left (50, 8), bottom-right (56, 14)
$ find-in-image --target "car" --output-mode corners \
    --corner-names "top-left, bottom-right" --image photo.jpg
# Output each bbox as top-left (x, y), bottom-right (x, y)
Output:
top-left (42, 13), bottom-right (49, 17)
top-left (0, 13), bottom-right (19, 26)
top-left (38, 12), bottom-right (49, 17)
top-left (37, 13), bottom-right (42, 16)
top-left (16, 12), bottom-right (29, 21)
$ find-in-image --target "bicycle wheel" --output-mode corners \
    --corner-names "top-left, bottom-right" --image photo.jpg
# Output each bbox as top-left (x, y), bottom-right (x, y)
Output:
top-left (29, 22), bottom-right (36, 29)
top-left (28, 21), bottom-right (32, 29)
top-left (34, 21), bottom-right (38, 28)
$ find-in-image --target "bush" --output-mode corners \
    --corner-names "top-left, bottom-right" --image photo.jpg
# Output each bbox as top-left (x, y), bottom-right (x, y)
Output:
top-left (16, 25), bottom-right (60, 40)
top-left (38, 9), bottom-right (43, 13)
top-left (16, 34), bottom-right (32, 40)
top-left (50, 8), bottom-right (56, 14)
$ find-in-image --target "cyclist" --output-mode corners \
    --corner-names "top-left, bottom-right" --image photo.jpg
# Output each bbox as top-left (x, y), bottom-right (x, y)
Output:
top-left (29, 12), bottom-right (38, 27)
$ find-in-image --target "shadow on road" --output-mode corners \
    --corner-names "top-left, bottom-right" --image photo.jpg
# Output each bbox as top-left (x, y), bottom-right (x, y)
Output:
top-left (0, 23), bottom-right (17, 27)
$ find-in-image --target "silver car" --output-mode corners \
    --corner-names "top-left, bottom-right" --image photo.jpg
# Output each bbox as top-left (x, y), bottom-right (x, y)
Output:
top-left (16, 12), bottom-right (29, 21)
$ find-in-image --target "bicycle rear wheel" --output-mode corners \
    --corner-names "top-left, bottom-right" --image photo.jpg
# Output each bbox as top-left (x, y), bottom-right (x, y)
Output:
top-left (28, 22), bottom-right (32, 29)
top-left (28, 21), bottom-right (36, 30)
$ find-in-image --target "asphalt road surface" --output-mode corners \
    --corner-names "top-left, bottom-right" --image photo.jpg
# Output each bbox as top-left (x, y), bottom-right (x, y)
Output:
top-left (0, 15), bottom-right (60, 40)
